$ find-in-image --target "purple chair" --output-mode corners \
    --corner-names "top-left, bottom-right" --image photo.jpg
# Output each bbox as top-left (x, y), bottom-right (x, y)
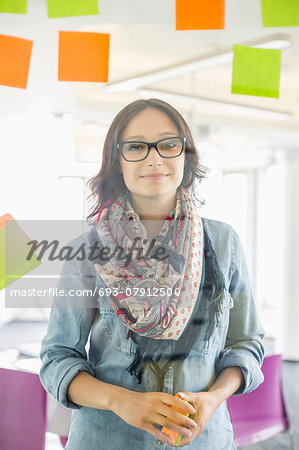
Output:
top-left (0, 367), bottom-right (47, 450)
top-left (60, 435), bottom-right (68, 448)
top-left (227, 354), bottom-right (295, 448)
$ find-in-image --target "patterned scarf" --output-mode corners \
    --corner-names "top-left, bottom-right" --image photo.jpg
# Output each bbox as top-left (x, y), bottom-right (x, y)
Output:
top-left (94, 186), bottom-right (203, 341)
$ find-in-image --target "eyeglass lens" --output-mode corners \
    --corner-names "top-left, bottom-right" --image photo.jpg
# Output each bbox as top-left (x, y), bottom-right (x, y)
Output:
top-left (121, 137), bottom-right (183, 161)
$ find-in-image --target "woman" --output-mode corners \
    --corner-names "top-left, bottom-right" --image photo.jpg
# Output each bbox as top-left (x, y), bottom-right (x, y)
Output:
top-left (39, 99), bottom-right (265, 449)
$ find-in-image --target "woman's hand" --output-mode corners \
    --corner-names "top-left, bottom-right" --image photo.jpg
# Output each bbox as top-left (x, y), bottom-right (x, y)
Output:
top-left (175, 367), bottom-right (244, 447)
top-left (174, 391), bottom-right (219, 447)
top-left (111, 389), bottom-right (197, 446)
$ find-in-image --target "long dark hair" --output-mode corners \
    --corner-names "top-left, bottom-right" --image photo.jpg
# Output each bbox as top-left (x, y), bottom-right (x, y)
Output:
top-left (86, 98), bottom-right (209, 224)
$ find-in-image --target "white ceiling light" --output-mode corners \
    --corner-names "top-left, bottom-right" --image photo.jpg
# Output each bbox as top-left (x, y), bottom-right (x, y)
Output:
top-left (139, 89), bottom-right (293, 121)
top-left (106, 34), bottom-right (291, 93)
top-left (52, 112), bottom-right (74, 121)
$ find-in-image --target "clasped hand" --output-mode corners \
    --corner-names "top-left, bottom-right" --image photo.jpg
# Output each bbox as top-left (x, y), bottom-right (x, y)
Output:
top-left (174, 391), bottom-right (219, 447)
top-left (112, 389), bottom-right (219, 447)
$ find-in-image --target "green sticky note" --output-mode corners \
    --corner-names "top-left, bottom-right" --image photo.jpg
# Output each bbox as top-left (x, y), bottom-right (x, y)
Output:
top-left (0, 217), bottom-right (41, 291)
top-left (0, 0), bottom-right (27, 14)
top-left (231, 45), bottom-right (281, 98)
top-left (261, 0), bottom-right (299, 27)
top-left (47, 0), bottom-right (99, 18)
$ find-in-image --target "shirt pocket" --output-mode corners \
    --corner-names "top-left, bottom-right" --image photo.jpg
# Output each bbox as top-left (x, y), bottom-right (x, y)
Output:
top-left (98, 307), bottom-right (135, 356)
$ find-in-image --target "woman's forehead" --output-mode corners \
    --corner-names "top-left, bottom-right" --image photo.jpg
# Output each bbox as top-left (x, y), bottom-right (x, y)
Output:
top-left (121, 108), bottom-right (179, 140)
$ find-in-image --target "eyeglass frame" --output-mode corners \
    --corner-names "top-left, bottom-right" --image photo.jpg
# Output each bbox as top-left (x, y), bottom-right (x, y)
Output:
top-left (117, 136), bottom-right (186, 162)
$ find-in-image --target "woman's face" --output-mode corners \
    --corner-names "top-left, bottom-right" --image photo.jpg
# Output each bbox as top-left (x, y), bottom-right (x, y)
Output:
top-left (118, 108), bottom-right (186, 203)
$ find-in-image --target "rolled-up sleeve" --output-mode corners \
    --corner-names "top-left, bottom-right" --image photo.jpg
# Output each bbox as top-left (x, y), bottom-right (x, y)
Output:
top-left (215, 228), bottom-right (265, 395)
top-left (39, 235), bottom-right (98, 409)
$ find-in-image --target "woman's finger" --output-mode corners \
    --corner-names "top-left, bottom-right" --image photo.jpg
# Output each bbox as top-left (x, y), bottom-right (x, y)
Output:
top-left (160, 395), bottom-right (196, 416)
top-left (176, 419), bottom-right (206, 447)
top-left (146, 424), bottom-right (175, 447)
top-left (157, 404), bottom-right (197, 430)
top-left (153, 413), bottom-right (193, 439)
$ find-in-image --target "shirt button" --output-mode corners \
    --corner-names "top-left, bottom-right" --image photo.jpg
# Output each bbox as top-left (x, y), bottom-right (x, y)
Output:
top-left (157, 440), bottom-right (162, 445)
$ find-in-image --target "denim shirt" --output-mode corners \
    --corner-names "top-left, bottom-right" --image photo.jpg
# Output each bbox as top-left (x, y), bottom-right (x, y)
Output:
top-left (39, 218), bottom-right (265, 450)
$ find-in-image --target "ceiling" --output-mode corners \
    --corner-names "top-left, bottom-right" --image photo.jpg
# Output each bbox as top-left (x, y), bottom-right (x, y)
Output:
top-left (1, 0), bottom-right (299, 147)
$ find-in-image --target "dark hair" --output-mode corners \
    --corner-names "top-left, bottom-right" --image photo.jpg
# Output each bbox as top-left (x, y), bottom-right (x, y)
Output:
top-left (86, 98), bottom-right (209, 224)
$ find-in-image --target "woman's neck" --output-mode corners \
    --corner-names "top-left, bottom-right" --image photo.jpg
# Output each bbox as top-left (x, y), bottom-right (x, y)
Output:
top-left (129, 192), bottom-right (176, 220)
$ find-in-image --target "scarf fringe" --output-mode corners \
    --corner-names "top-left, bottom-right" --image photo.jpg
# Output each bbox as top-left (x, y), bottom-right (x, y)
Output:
top-left (126, 346), bottom-right (143, 384)
top-left (202, 230), bottom-right (226, 344)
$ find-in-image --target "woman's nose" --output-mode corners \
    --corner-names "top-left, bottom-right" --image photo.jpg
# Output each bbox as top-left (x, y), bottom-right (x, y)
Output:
top-left (146, 146), bottom-right (163, 165)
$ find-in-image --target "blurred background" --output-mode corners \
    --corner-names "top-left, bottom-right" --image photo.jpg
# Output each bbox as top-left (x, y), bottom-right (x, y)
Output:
top-left (0, 0), bottom-right (298, 448)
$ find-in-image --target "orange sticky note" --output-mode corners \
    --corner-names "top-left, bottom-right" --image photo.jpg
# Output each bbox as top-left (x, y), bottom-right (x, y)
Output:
top-left (0, 34), bottom-right (33, 89)
top-left (176, 0), bottom-right (225, 30)
top-left (161, 394), bottom-right (196, 447)
top-left (58, 31), bottom-right (109, 82)
top-left (162, 405), bottom-right (190, 446)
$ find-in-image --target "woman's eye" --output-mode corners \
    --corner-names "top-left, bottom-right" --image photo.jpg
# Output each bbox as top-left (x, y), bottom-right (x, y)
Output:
top-left (161, 142), bottom-right (176, 149)
top-left (128, 145), bottom-right (141, 152)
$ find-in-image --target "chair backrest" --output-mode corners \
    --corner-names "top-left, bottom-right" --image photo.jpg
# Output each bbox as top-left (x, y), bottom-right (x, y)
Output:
top-left (0, 367), bottom-right (47, 450)
top-left (60, 435), bottom-right (68, 448)
top-left (227, 354), bottom-right (290, 446)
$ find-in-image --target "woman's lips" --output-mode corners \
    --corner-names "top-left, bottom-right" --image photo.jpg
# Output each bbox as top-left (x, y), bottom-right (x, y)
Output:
top-left (142, 174), bottom-right (169, 180)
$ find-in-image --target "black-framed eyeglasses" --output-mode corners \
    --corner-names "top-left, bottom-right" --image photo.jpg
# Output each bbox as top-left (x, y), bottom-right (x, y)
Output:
top-left (117, 136), bottom-right (186, 162)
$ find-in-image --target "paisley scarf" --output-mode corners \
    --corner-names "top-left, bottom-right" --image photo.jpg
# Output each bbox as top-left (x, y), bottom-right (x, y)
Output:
top-left (94, 186), bottom-right (203, 341)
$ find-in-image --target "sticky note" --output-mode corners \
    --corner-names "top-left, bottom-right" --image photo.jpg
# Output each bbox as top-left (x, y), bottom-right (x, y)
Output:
top-left (0, 214), bottom-right (41, 291)
top-left (58, 31), bottom-right (109, 82)
top-left (176, 0), bottom-right (225, 30)
top-left (0, 0), bottom-right (27, 14)
top-left (261, 0), bottom-right (299, 27)
top-left (162, 407), bottom-right (190, 446)
top-left (231, 45), bottom-right (281, 98)
top-left (47, 0), bottom-right (99, 18)
top-left (0, 34), bottom-right (33, 89)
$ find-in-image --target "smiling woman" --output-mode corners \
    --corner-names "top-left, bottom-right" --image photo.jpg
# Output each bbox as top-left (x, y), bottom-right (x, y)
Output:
top-left (87, 99), bottom-right (207, 216)
top-left (39, 98), bottom-right (265, 450)
top-left (87, 99), bottom-right (207, 240)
